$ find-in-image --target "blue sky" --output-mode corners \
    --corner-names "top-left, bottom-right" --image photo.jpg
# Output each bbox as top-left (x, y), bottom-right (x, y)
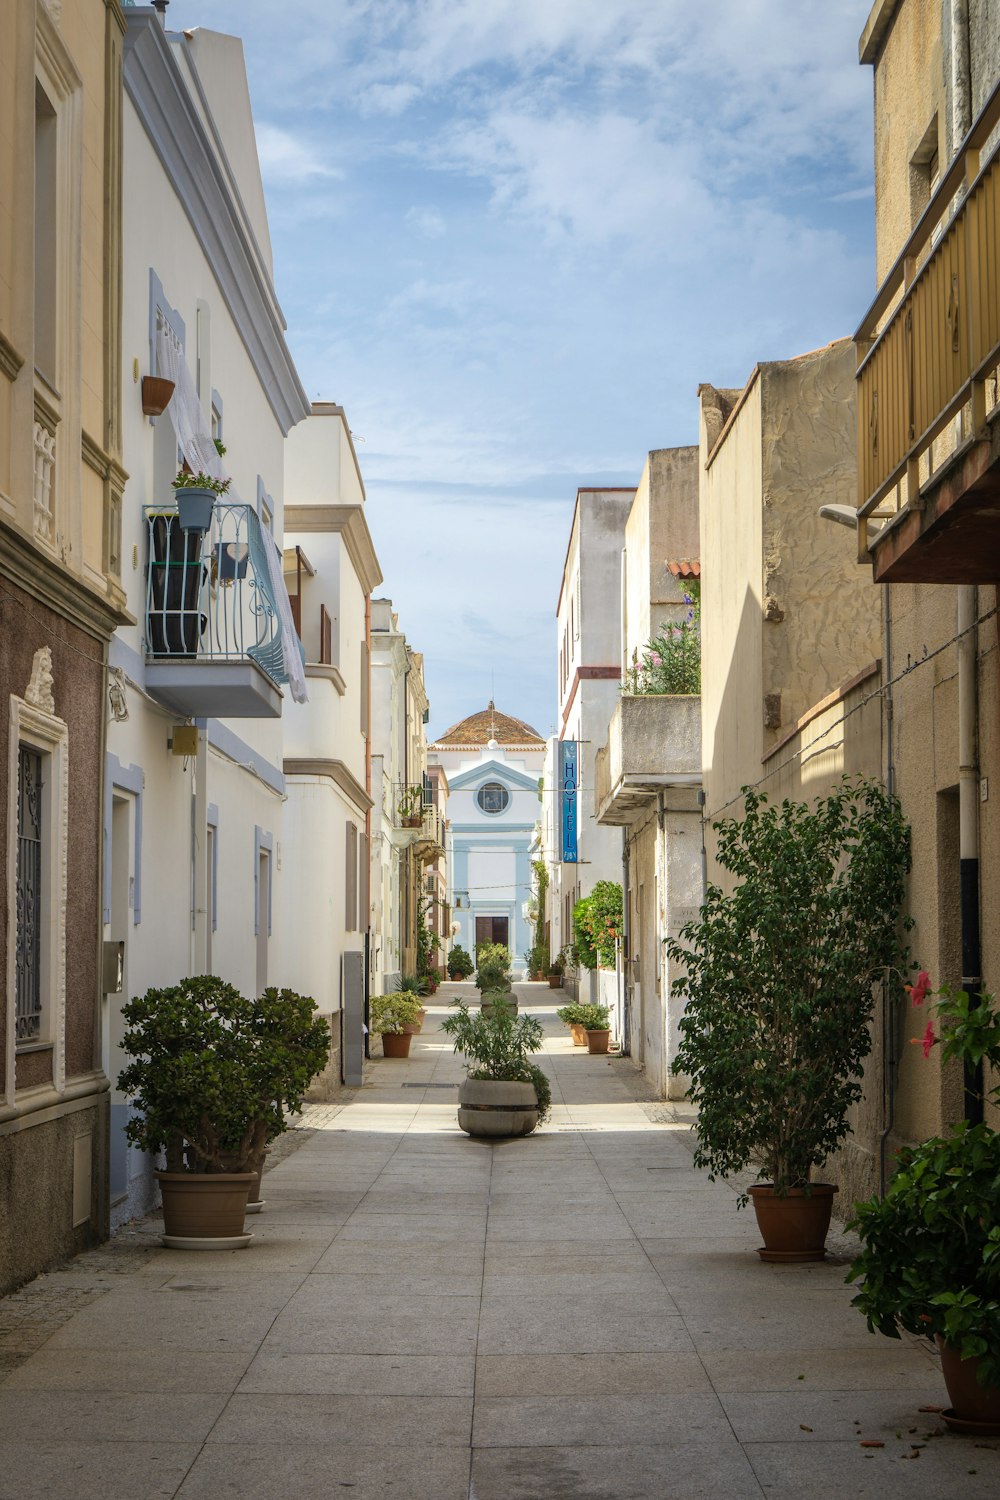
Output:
top-left (168, 0), bottom-right (877, 741)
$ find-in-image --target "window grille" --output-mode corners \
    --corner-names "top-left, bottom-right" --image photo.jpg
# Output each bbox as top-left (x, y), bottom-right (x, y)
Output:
top-left (16, 746), bottom-right (44, 1043)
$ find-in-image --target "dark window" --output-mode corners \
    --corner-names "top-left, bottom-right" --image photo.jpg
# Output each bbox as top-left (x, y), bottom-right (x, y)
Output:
top-left (16, 745), bottom-right (43, 1044)
top-left (477, 782), bottom-right (509, 815)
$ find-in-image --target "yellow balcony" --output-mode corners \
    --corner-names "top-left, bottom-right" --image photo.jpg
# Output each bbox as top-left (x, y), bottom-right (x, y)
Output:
top-left (856, 80), bottom-right (1000, 583)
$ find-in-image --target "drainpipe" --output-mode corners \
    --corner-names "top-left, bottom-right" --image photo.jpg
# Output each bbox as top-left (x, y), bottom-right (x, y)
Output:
top-left (951, 0), bottom-right (982, 1124)
top-left (958, 585), bottom-right (982, 1121)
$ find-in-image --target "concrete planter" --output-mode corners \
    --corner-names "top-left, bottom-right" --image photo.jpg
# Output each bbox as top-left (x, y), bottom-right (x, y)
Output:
top-left (457, 1077), bottom-right (539, 1138)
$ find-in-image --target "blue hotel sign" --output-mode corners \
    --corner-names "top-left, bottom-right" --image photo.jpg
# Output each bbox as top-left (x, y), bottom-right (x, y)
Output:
top-left (559, 739), bottom-right (578, 863)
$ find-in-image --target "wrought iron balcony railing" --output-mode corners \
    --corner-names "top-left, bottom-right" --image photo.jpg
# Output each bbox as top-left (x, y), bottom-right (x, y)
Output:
top-left (855, 79), bottom-right (1000, 561)
top-left (144, 503), bottom-right (288, 682)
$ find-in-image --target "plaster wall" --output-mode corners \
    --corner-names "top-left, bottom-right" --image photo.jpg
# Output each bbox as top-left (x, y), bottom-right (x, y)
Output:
top-left (700, 377), bottom-right (764, 822)
top-left (623, 448), bottom-right (699, 661)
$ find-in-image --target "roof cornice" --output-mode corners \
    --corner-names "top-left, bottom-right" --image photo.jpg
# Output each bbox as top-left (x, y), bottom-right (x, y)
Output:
top-left (284, 503), bottom-right (383, 594)
top-left (123, 12), bottom-right (309, 435)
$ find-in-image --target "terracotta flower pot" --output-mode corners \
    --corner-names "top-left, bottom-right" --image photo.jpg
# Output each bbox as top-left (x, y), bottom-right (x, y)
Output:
top-left (381, 1030), bottom-right (413, 1058)
top-left (586, 1028), bottom-right (611, 1054)
top-left (457, 1077), bottom-right (539, 1138)
top-left (570, 1023), bottom-right (588, 1046)
top-left (141, 374), bottom-right (175, 415)
top-left (747, 1183), bottom-right (837, 1262)
top-left (938, 1340), bottom-right (1000, 1433)
top-left (155, 1170), bottom-right (254, 1241)
top-left (548, 975), bottom-right (563, 988)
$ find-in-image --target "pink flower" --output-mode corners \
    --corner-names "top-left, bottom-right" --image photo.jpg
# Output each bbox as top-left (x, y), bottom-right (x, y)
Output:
top-left (647, 653), bottom-right (661, 666)
top-left (910, 970), bottom-right (931, 1007)
top-left (921, 1019), bottom-right (935, 1058)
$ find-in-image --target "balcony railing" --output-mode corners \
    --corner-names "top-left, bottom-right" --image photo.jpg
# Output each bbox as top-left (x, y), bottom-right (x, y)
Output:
top-left (856, 79), bottom-right (1000, 562)
top-left (142, 503), bottom-right (290, 718)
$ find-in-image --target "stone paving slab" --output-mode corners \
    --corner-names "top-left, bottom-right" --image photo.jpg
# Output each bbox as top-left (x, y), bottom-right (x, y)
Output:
top-left (1, 982), bottom-right (994, 1500)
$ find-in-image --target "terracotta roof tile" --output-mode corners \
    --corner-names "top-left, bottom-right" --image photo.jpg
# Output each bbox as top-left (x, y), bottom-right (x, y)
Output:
top-left (667, 559), bottom-right (701, 578)
top-left (432, 701), bottom-right (544, 748)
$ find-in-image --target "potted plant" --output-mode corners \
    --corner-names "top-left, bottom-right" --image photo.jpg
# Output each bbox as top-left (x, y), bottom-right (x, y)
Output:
top-left (370, 991), bottom-right (423, 1057)
top-left (117, 975), bottom-right (330, 1246)
top-left (669, 780), bottom-right (912, 1262)
top-left (848, 980), bottom-right (1000, 1432)
top-left (173, 467), bottom-right (231, 534)
top-left (577, 1002), bottom-right (612, 1054)
top-left (556, 1003), bottom-right (589, 1047)
top-left (547, 954), bottom-right (565, 989)
top-left (442, 997), bottom-right (552, 1138)
top-left (481, 988), bottom-right (518, 1018)
top-left (448, 944), bottom-right (474, 981)
top-left (397, 785), bottom-right (424, 828)
top-left (475, 942), bottom-right (512, 997)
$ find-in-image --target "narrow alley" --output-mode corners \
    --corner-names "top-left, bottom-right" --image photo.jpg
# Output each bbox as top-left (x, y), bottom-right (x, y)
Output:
top-left (0, 985), bottom-right (991, 1500)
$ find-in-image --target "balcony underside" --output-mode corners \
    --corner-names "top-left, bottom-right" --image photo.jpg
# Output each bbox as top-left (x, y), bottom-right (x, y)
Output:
top-left (597, 777), bottom-right (702, 827)
top-left (145, 660), bottom-right (283, 718)
top-left (870, 428), bottom-right (1000, 584)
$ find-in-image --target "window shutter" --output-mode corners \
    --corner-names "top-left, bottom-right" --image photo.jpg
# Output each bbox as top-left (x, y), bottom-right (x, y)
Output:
top-left (320, 604), bottom-right (332, 665)
top-left (346, 822), bottom-right (358, 931)
top-left (360, 831), bottom-right (370, 928)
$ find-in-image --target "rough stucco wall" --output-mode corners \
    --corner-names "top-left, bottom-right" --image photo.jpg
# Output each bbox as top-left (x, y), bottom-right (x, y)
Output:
top-left (647, 447), bottom-right (699, 641)
top-left (870, 0), bottom-right (944, 280)
top-left (969, 0), bottom-right (1000, 122)
top-left (579, 492), bottom-right (632, 668)
top-left (624, 464), bottom-right (652, 659)
top-left (760, 341), bottom-right (881, 744)
top-left (699, 378), bottom-right (764, 823)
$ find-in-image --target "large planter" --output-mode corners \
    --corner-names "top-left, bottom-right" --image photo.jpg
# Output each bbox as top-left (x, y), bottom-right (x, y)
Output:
top-left (570, 1022), bottom-right (588, 1047)
top-left (457, 1077), bottom-right (539, 1138)
top-left (381, 1030), bottom-right (413, 1058)
top-left (748, 1183), bottom-right (837, 1263)
top-left (938, 1341), bottom-right (1000, 1433)
top-left (155, 1170), bottom-right (254, 1247)
top-left (586, 1028), bottom-right (611, 1055)
top-left (175, 486), bottom-right (216, 533)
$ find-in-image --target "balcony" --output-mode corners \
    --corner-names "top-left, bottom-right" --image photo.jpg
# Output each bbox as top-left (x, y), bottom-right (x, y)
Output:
top-left (385, 783), bottom-right (441, 855)
top-left (595, 695), bottom-right (701, 826)
top-left (143, 504), bottom-right (290, 718)
top-left (855, 80), bottom-right (1000, 583)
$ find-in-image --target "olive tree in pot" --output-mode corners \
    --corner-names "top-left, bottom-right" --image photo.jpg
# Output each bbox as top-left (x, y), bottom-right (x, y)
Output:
top-left (118, 976), bottom-right (330, 1247)
top-left (669, 780), bottom-right (912, 1262)
top-left (848, 980), bottom-right (1000, 1433)
top-left (442, 998), bottom-right (551, 1138)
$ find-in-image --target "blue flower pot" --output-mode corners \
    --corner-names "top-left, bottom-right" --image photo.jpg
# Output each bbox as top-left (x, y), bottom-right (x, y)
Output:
top-left (175, 487), bottom-right (215, 533)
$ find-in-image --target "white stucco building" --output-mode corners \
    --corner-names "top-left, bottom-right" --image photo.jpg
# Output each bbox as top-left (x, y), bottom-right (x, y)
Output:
top-left (276, 404), bottom-right (383, 1095)
top-left (429, 706), bottom-right (545, 978)
top-left (105, 14), bottom-right (309, 1223)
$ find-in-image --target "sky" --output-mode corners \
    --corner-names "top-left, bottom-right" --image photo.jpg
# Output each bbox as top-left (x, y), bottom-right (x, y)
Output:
top-left (167, 0), bottom-right (878, 742)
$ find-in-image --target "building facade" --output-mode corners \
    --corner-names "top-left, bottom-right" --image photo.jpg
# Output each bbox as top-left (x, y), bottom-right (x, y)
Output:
top-left (430, 706), bottom-right (545, 977)
top-left (103, 12), bottom-right (309, 1224)
top-left (278, 403), bottom-right (382, 1097)
top-left (1, 0), bottom-right (129, 1292)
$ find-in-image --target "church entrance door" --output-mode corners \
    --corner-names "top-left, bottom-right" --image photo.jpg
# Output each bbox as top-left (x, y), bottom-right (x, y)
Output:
top-left (476, 915), bottom-right (509, 953)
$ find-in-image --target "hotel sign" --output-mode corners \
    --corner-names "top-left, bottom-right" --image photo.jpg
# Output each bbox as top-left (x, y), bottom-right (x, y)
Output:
top-left (559, 739), bottom-right (578, 863)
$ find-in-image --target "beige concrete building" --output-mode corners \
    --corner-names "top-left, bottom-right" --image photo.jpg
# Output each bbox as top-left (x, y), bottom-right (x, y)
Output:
top-left (595, 449), bottom-right (703, 1096)
top-left (0, 0), bottom-right (129, 1292)
top-left (850, 0), bottom-right (1000, 1146)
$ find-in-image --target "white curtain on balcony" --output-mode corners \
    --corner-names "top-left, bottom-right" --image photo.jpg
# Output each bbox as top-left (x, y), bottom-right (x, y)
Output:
top-left (156, 325), bottom-right (308, 704)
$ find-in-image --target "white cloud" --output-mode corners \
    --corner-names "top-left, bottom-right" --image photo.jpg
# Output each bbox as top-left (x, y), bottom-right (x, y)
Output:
top-left (405, 206), bottom-right (447, 238)
top-left (254, 123), bottom-right (341, 184)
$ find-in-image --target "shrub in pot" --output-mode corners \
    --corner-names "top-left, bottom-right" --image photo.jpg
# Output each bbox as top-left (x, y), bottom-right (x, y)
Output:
top-left (442, 997), bottom-right (551, 1137)
top-left (848, 980), bottom-right (1000, 1431)
top-left (577, 1002), bottom-right (612, 1054)
top-left (556, 1002), bottom-right (589, 1047)
top-left (118, 975), bottom-right (329, 1244)
top-left (448, 944), bottom-right (474, 980)
top-left (476, 942), bottom-right (512, 996)
top-left (481, 988), bottom-right (518, 1018)
top-left (669, 780), bottom-right (912, 1262)
top-left (370, 991), bottom-right (424, 1057)
top-left (547, 954), bottom-right (565, 989)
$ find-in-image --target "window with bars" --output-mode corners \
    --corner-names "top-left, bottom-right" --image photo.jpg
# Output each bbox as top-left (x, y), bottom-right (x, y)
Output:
top-left (15, 745), bottom-right (44, 1044)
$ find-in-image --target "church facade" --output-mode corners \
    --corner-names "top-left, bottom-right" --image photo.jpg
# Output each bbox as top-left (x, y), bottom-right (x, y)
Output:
top-left (428, 705), bottom-right (545, 978)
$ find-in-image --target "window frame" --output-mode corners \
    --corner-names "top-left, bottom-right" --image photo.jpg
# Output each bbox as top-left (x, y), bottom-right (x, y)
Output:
top-left (477, 781), bottom-right (510, 816)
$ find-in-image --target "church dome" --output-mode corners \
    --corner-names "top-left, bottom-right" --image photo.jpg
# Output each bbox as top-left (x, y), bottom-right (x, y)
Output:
top-left (432, 701), bottom-right (545, 748)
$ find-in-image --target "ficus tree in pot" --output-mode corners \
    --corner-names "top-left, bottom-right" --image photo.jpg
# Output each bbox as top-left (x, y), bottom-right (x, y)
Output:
top-left (668, 779), bottom-right (912, 1261)
top-left (848, 979), bottom-right (1000, 1429)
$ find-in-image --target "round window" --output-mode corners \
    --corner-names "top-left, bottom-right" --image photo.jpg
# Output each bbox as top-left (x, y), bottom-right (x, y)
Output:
top-left (477, 782), bottom-right (509, 815)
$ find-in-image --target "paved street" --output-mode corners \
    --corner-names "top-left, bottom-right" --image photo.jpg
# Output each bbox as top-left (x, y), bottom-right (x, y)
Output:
top-left (0, 982), bottom-right (994, 1499)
